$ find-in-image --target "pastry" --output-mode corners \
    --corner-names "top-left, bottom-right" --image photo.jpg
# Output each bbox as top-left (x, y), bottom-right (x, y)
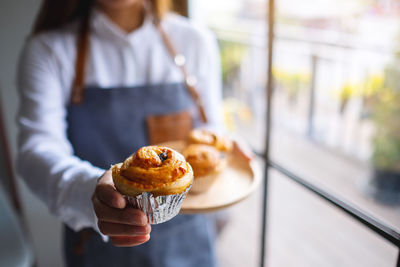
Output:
top-left (183, 144), bottom-right (223, 176)
top-left (182, 144), bottom-right (227, 193)
top-left (187, 129), bottom-right (233, 152)
top-left (112, 146), bottom-right (193, 224)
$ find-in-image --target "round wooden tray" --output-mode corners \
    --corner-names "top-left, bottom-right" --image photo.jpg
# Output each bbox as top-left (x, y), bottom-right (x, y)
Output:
top-left (159, 141), bottom-right (261, 213)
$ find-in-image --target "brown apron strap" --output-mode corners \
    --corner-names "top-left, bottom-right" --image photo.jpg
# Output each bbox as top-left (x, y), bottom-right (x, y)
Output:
top-left (71, 14), bottom-right (90, 105)
top-left (71, 13), bottom-right (209, 125)
top-left (74, 228), bottom-right (94, 255)
top-left (155, 23), bottom-right (208, 124)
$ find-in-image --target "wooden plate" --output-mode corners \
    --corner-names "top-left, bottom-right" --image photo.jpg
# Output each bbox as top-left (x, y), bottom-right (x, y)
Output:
top-left (159, 141), bottom-right (262, 213)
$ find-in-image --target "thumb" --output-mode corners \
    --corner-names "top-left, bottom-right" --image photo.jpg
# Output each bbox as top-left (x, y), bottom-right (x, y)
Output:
top-left (96, 170), bottom-right (126, 209)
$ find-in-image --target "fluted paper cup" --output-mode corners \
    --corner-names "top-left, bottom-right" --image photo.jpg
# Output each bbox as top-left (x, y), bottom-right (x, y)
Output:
top-left (124, 184), bottom-right (192, 224)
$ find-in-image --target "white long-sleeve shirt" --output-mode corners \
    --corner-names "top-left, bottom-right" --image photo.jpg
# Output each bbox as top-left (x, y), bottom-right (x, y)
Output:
top-left (16, 9), bottom-right (222, 232)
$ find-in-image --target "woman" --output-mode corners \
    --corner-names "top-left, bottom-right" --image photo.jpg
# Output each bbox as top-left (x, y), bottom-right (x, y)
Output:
top-left (16, 0), bottom-right (222, 266)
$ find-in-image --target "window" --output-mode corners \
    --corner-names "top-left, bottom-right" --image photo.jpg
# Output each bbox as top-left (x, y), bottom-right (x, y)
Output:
top-left (190, 0), bottom-right (400, 266)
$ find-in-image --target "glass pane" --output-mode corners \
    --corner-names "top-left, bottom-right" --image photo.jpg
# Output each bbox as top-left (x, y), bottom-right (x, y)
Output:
top-left (190, 0), bottom-right (400, 265)
top-left (268, 169), bottom-right (398, 267)
top-left (190, 0), bottom-right (268, 152)
top-left (271, 0), bottom-right (400, 232)
top-left (190, 0), bottom-right (267, 266)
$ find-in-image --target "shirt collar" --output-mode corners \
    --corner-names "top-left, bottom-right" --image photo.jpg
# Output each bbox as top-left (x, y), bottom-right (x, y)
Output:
top-left (90, 8), bottom-right (156, 45)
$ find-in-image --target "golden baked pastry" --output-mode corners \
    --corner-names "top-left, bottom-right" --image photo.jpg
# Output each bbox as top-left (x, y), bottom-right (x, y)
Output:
top-left (182, 144), bottom-right (224, 177)
top-left (182, 144), bottom-right (227, 194)
top-left (187, 129), bottom-right (233, 152)
top-left (112, 146), bottom-right (193, 197)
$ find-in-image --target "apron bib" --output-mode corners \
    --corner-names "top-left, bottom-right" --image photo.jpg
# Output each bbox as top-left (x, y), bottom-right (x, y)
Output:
top-left (64, 82), bottom-right (216, 267)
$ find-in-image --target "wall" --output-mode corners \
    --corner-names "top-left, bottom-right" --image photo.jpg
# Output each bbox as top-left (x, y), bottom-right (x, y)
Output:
top-left (0, 1), bottom-right (63, 266)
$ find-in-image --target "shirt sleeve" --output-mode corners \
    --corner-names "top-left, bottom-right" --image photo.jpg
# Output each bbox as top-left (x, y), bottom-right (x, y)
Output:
top-left (16, 35), bottom-right (104, 233)
top-left (195, 29), bottom-right (224, 132)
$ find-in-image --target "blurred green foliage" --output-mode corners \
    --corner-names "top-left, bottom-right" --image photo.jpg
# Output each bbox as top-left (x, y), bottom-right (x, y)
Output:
top-left (218, 40), bottom-right (251, 131)
top-left (219, 40), bottom-right (247, 85)
top-left (368, 63), bottom-right (400, 172)
top-left (337, 62), bottom-right (400, 172)
top-left (272, 68), bottom-right (310, 104)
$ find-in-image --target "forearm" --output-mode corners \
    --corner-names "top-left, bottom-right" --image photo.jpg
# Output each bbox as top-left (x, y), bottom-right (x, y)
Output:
top-left (17, 145), bottom-right (104, 231)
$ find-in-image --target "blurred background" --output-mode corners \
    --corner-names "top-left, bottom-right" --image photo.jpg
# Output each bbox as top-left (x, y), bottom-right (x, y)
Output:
top-left (1, 0), bottom-right (399, 266)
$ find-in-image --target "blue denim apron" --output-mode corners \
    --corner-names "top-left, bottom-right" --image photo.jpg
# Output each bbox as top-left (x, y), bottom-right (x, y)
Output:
top-left (64, 82), bottom-right (216, 267)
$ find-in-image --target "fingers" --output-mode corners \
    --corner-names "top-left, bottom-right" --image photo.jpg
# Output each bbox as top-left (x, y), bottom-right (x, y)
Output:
top-left (98, 221), bottom-right (151, 236)
top-left (92, 170), bottom-right (152, 247)
top-left (95, 170), bottom-right (126, 209)
top-left (233, 140), bottom-right (254, 162)
top-left (92, 196), bottom-right (148, 226)
top-left (110, 235), bottom-right (150, 247)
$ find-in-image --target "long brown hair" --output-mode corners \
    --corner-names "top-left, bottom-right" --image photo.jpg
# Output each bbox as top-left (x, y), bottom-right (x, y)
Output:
top-left (32, 0), bottom-right (171, 103)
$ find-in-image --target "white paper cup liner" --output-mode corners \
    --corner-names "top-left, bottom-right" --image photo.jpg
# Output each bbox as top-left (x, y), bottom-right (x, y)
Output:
top-left (125, 184), bottom-right (192, 224)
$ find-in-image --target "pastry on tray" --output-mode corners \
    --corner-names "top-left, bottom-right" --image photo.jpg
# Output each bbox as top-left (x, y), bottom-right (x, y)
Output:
top-left (112, 146), bottom-right (193, 224)
top-left (182, 144), bottom-right (227, 194)
top-left (187, 129), bottom-right (233, 153)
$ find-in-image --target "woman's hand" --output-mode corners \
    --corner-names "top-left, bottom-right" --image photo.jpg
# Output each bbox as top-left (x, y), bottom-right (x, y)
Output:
top-left (232, 138), bottom-right (254, 162)
top-left (92, 170), bottom-right (151, 247)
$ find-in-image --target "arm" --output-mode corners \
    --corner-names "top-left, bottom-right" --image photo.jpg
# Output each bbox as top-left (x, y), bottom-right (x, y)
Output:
top-left (16, 36), bottom-right (104, 231)
top-left (195, 29), bottom-right (224, 131)
top-left (16, 36), bottom-right (151, 244)
top-left (196, 29), bottom-right (253, 161)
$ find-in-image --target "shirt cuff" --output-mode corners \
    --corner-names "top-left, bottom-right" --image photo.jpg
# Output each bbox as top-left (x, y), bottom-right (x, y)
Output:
top-left (86, 168), bottom-right (109, 242)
